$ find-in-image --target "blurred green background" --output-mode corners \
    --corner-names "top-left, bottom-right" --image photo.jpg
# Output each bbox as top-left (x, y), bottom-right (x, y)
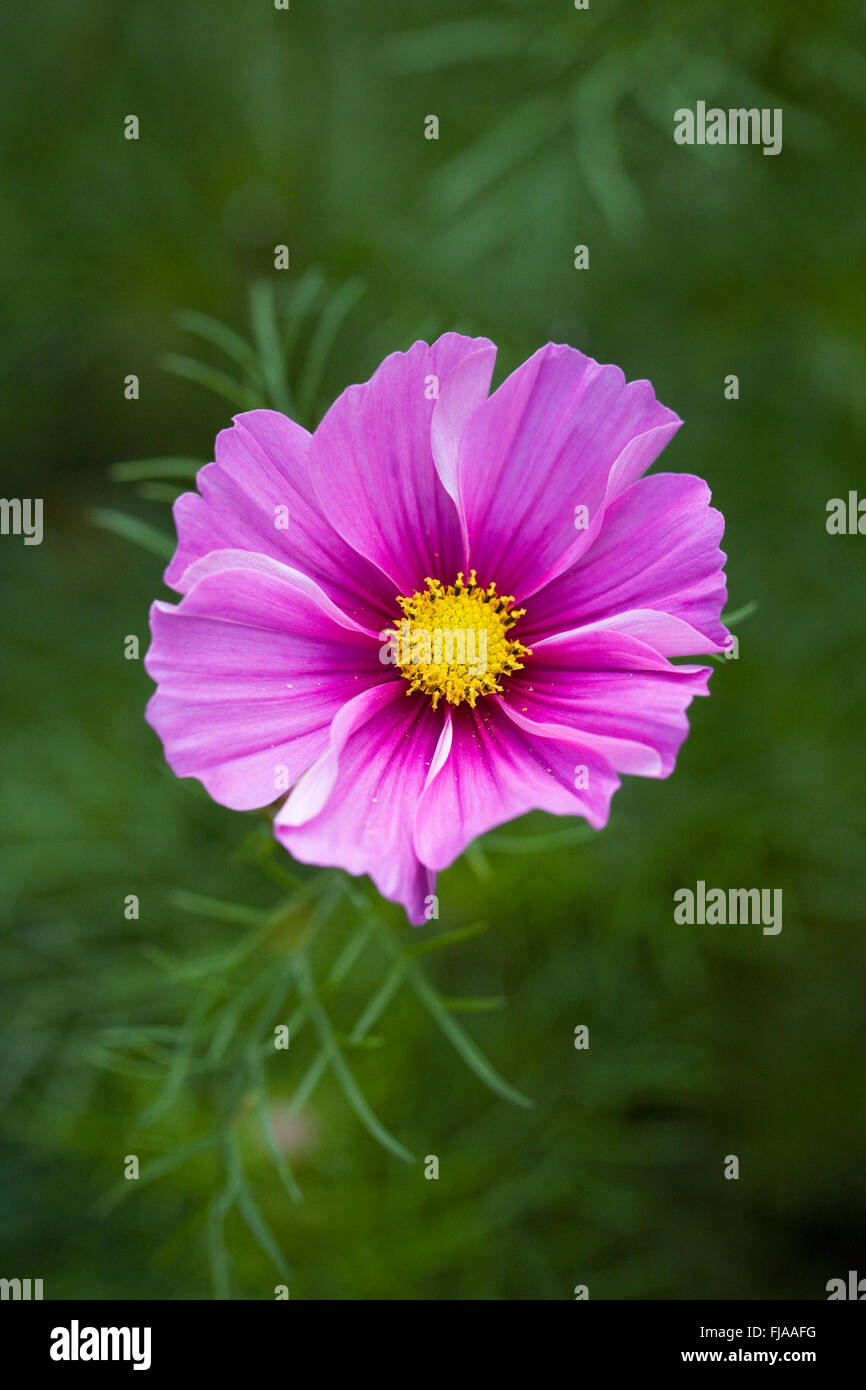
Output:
top-left (2, 0), bottom-right (865, 1300)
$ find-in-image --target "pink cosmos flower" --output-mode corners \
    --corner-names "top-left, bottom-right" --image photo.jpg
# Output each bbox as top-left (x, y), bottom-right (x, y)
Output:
top-left (145, 336), bottom-right (729, 923)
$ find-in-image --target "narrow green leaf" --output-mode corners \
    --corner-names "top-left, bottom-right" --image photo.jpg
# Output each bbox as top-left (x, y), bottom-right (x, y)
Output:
top-left (431, 94), bottom-right (558, 216)
top-left (404, 919), bottom-right (489, 958)
top-left (246, 960), bottom-right (296, 1047)
top-left (326, 921), bottom-right (372, 987)
top-left (137, 992), bottom-right (214, 1129)
top-left (440, 995), bottom-right (507, 1014)
top-left (465, 841), bottom-right (494, 880)
top-left (208, 1132), bottom-right (243, 1300)
top-left (572, 68), bottom-right (645, 239)
top-left (294, 955), bottom-right (414, 1162)
top-left (234, 1155), bottom-right (291, 1277)
top-left (723, 600), bottom-right (758, 628)
top-left (384, 18), bottom-right (533, 74)
top-left (169, 890), bottom-right (264, 927)
top-left (405, 962), bottom-right (533, 1109)
top-left (110, 456), bottom-right (204, 482)
top-left (250, 1050), bottom-right (303, 1205)
top-left (249, 280), bottom-right (292, 415)
top-left (290, 958), bottom-right (404, 1113)
top-left (88, 508), bottom-right (175, 560)
top-left (289, 1049), bottom-right (329, 1113)
top-left (373, 916), bottom-right (533, 1109)
top-left (349, 961), bottom-right (405, 1043)
top-left (94, 1134), bottom-right (219, 1218)
top-left (206, 963), bottom-right (279, 1066)
top-left (83, 1046), bottom-right (166, 1080)
top-left (296, 278), bottom-right (366, 423)
top-left (175, 309), bottom-right (259, 377)
top-left (98, 1025), bottom-right (186, 1045)
top-left (483, 825), bottom-right (595, 854)
top-left (135, 482), bottom-right (185, 504)
top-left (160, 352), bottom-right (264, 411)
top-left (281, 267), bottom-right (326, 363)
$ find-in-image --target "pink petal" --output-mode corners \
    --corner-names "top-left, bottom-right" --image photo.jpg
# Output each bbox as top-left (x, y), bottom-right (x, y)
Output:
top-left (501, 627), bottom-right (712, 778)
top-left (566, 609), bottom-right (727, 658)
top-left (309, 334), bottom-right (496, 593)
top-left (413, 701), bottom-right (621, 872)
top-left (456, 344), bottom-right (681, 600)
top-left (166, 409), bottom-right (396, 631)
top-left (275, 684), bottom-right (443, 925)
top-left (430, 341), bottom-right (497, 552)
top-left (145, 555), bottom-right (391, 811)
top-left (525, 472), bottom-right (729, 652)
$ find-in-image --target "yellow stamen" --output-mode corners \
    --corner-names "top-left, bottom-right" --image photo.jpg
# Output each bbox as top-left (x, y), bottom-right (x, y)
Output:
top-left (385, 570), bottom-right (531, 709)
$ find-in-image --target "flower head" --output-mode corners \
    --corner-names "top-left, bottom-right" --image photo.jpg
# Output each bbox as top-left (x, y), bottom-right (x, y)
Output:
top-left (386, 571), bottom-right (530, 709)
top-left (145, 335), bottom-right (728, 923)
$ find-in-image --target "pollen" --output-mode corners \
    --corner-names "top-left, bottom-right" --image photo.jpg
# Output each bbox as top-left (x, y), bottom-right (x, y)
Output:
top-left (386, 570), bottom-right (531, 709)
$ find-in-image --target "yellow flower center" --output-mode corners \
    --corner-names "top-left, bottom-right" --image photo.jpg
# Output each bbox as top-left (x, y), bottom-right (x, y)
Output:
top-left (387, 570), bottom-right (531, 709)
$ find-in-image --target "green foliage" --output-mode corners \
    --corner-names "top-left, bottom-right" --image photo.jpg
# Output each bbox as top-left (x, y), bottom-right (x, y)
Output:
top-left (1, 0), bottom-right (864, 1303)
top-left (68, 800), bottom-right (534, 1293)
top-left (90, 273), bottom-right (369, 558)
